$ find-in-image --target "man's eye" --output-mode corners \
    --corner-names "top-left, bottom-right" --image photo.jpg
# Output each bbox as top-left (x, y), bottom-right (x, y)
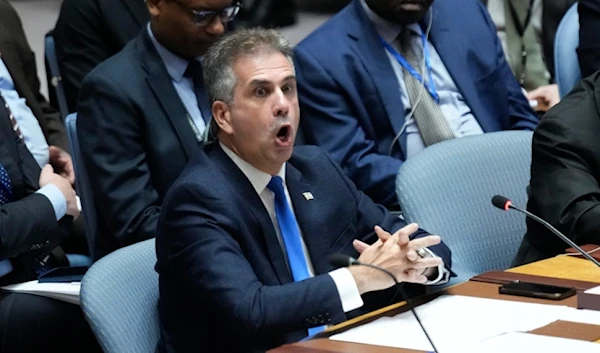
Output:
top-left (255, 88), bottom-right (266, 97)
top-left (282, 85), bottom-right (293, 93)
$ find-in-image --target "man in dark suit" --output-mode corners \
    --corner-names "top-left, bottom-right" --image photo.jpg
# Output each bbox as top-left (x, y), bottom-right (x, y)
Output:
top-left (294, 0), bottom-right (539, 209)
top-left (514, 72), bottom-right (600, 265)
top-left (0, 0), bottom-right (69, 152)
top-left (53, 0), bottom-right (149, 113)
top-left (78, 0), bottom-right (239, 259)
top-left (0, 98), bottom-right (100, 352)
top-left (579, 0), bottom-right (600, 77)
top-left (156, 28), bottom-right (452, 353)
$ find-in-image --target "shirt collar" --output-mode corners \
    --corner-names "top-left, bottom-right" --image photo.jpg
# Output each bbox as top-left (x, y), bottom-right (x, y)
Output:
top-left (147, 23), bottom-right (198, 82)
top-left (360, 0), bottom-right (423, 43)
top-left (220, 142), bottom-right (287, 195)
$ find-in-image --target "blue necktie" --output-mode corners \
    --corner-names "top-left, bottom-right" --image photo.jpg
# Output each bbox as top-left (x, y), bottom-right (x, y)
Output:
top-left (0, 163), bottom-right (14, 277)
top-left (267, 176), bottom-right (325, 336)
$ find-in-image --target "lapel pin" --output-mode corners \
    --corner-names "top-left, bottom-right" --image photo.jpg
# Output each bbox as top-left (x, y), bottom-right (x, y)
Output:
top-left (302, 192), bottom-right (314, 201)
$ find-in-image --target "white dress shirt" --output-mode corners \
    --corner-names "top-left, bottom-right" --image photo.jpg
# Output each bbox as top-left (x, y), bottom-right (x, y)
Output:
top-left (220, 143), bottom-right (448, 313)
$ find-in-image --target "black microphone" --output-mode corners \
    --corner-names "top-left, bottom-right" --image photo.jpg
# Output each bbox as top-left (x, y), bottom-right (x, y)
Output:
top-left (491, 195), bottom-right (600, 268)
top-left (329, 254), bottom-right (440, 353)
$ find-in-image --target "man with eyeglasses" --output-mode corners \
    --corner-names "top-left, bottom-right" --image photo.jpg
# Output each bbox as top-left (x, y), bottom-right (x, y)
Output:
top-left (78, 0), bottom-right (240, 260)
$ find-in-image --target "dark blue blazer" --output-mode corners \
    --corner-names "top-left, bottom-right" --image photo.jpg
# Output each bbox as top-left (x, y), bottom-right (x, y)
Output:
top-left (294, 0), bottom-right (539, 207)
top-left (155, 144), bottom-right (452, 353)
top-left (78, 29), bottom-right (208, 259)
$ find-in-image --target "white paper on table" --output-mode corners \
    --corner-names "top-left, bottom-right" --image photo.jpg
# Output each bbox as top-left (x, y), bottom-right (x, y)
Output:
top-left (448, 332), bottom-right (600, 353)
top-left (1, 280), bottom-right (81, 305)
top-left (560, 309), bottom-right (600, 326)
top-left (585, 285), bottom-right (600, 295)
top-left (330, 295), bottom-right (575, 352)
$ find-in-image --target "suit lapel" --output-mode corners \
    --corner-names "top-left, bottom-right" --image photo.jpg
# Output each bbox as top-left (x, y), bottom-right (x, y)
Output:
top-left (139, 31), bottom-right (198, 160)
top-left (211, 144), bottom-right (293, 284)
top-left (428, 6), bottom-right (485, 127)
top-left (122, 0), bottom-right (149, 26)
top-left (286, 163), bottom-right (332, 275)
top-left (347, 0), bottom-right (407, 154)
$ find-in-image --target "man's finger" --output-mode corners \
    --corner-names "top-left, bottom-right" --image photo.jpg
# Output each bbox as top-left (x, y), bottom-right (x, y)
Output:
top-left (393, 223), bottom-right (419, 246)
top-left (407, 235), bottom-right (441, 251)
top-left (408, 257), bottom-right (443, 269)
top-left (374, 225), bottom-right (392, 243)
top-left (406, 250), bottom-right (419, 262)
top-left (353, 239), bottom-right (370, 254)
top-left (402, 269), bottom-right (428, 284)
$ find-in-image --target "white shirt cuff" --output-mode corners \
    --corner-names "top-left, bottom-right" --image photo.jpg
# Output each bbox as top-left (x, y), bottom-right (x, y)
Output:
top-left (35, 184), bottom-right (67, 220)
top-left (421, 247), bottom-right (450, 285)
top-left (329, 267), bottom-right (364, 313)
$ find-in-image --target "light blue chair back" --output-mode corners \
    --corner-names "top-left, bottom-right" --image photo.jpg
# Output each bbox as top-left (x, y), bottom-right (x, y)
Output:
top-left (396, 131), bottom-right (533, 284)
top-left (44, 32), bottom-right (69, 119)
top-left (81, 239), bottom-right (159, 353)
top-left (555, 3), bottom-right (581, 98)
top-left (66, 113), bottom-right (99, 261)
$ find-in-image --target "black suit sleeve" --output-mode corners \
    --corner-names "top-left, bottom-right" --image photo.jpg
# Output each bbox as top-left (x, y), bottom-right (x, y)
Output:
top-left (530, 84), bottom-right (600, 245)
top-left (0, 194), bottom-right (59, 259)
top-left (578, 0), bottom-right (600, 77)
top-left (0, 131), bottom-right (69, 259)
top-left (55, 0), bottom-right (114, 113)
top-left (78, 73), bottom-right (159, 249)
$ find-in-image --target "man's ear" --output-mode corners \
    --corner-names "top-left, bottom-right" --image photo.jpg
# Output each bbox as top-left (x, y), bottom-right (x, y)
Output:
top-left (212, 101), bottom-right (234, 134)
top-left (146, 0), bottom-right (162, 17)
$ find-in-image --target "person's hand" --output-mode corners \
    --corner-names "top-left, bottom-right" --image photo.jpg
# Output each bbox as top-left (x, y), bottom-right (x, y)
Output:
top-left (349, 223), bottom-right (442, 294)
top-left (49, 146), bottom-right (75, 185)
top-left (527, 84), bottom-right (560, 112)
top-left (39, 164), bottom-right (80, 219)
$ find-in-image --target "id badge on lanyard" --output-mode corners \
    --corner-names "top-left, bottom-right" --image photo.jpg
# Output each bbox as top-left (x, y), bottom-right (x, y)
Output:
top-left (380, 32), bottom-right (440, 104)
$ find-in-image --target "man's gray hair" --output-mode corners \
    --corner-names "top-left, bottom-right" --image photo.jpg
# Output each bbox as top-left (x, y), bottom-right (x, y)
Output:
top-left (202, 28), bottom-right (294, 142)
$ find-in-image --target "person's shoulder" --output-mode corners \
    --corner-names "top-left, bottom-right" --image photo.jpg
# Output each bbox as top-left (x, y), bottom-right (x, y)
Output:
top-left (296, 3), bottom-right (356, 50)
top-left (82, 36), bottom-right (142, 85)
top-left (289, 145), bottom-right (339, 173)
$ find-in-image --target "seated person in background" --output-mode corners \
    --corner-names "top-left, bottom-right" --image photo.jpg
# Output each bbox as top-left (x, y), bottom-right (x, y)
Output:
top-left (156, 28), bottom-right (452, 353)
top-left (53, 0), bottom-right (149, 113)
top-left (0, 0), bottom-right (89, 255)
top-left (484, 0), bottom-right (575, 112)
top-left (579, 0), bottom-right (600, 78)
top-left (0, 97), bottom-right (100, 352)
top-left (78, 0), bottom-right (238, 259)
top-left (514, 72), bottom-right (600, 266)
top-left (0, 0), bottom-right (71, 160)
top-left (294, 0), bottom-right (539, 209)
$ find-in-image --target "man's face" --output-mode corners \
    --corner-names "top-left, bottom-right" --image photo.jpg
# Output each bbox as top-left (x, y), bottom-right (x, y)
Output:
top-left (366, 0), bottom-right (434, 25)
top-left (219, 52), bottom-right (300, 175)
top-left (148, 0), bottom-right (234, 58)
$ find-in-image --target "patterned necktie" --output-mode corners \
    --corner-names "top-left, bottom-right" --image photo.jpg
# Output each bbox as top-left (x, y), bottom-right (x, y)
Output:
top-left (184, 60), bottom-right (212, 123)
top-left (0, 93), bottom-right (23, 140)
top-left (0, 163), bottom-right (14, 277)
top-left (0, 163), bottom-right (12, 206)
top-left (397, 30), bottom-right (455, 147)
top-left (267, 176), bottom-right (325, 336)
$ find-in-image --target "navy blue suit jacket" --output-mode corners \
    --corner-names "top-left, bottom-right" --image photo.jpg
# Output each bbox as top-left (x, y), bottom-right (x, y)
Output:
top-left (156, 144), bottom-right (452, 353)
top-left (78, 29), bottom-right (207, 259)
top-left (294, 0), bottom-right (539, 207)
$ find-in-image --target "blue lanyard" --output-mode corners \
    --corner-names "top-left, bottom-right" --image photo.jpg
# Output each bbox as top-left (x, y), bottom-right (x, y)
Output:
top-left (381, 32), bottom-right (440, 103)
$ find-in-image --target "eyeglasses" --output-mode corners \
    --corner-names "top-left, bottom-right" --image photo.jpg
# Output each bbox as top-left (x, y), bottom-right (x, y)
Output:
top-left (171, 0), bottom-right (241, 27)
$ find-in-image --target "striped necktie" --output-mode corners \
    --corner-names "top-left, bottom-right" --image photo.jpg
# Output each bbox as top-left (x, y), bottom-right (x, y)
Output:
top-left (397, 29), bottom-right (455, 146)
top-left (0, 93), bottom-right (23, 140)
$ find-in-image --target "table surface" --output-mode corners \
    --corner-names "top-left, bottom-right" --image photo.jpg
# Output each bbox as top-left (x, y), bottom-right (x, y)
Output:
top-left (268, 256), bottom-right (600, 352)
